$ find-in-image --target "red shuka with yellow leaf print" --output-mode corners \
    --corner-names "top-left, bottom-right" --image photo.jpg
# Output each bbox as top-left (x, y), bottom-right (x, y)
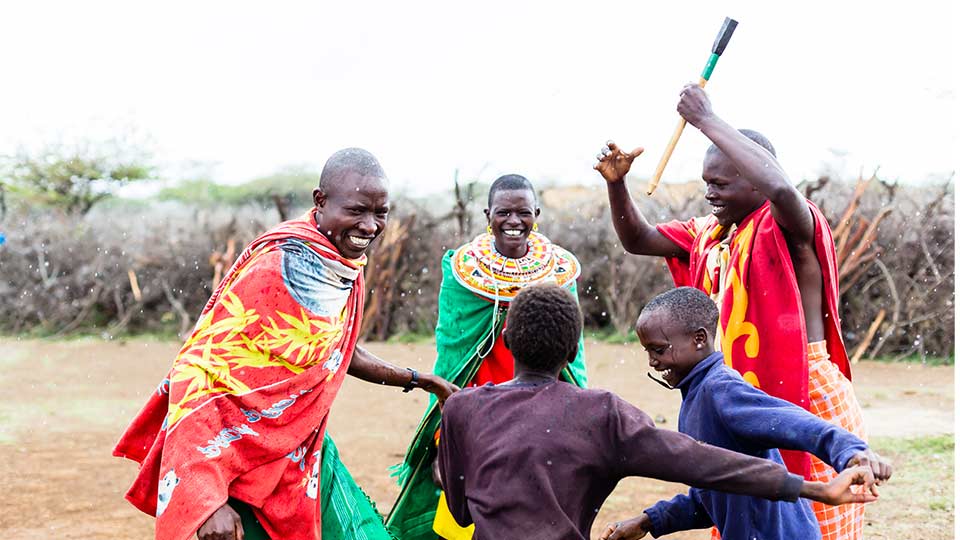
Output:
top-left (114, 211), bottom-right (365, 540)
top-left (657, 201), bottom-right (849, 479)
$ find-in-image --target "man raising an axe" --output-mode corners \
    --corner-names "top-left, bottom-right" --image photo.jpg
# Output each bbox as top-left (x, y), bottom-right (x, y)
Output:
top-left (594, 86), bottom-right (870, 540)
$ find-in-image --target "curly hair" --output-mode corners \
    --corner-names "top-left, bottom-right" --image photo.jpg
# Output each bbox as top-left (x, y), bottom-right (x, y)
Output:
top-left (504, 284), bottom-right (582, 372)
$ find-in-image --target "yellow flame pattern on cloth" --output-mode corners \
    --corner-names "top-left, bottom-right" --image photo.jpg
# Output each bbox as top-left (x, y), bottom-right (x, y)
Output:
top-left (165, 262), bottom-right (346, 428)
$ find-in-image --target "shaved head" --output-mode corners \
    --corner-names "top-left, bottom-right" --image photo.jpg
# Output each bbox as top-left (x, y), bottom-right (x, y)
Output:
top-left (707, 129), bottom-right (776, 158)
top-left (319, 148), bottom-right (386, 194)
top-left (640, 287), bottom-right (719, 336)
top-left (312, 148), bottom-right (390, 259)
top-left (488, 174), bottom-right (537, 208)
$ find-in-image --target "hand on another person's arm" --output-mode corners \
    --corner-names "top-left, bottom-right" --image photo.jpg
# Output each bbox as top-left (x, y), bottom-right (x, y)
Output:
top-left (801, 466), bottom-right (879, 505)
top-left (348, 346), bottom-right (459, 406)
top-left (846, 448), bottom-right (893, 484)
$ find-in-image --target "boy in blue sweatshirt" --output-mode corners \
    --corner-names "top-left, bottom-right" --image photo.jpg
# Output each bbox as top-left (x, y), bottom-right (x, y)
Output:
top-left (600, 287), bottom-right (893, 540)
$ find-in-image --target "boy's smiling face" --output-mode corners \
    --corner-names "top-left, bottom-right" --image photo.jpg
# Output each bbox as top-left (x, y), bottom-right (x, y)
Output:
top-left (635, 310), bottom-right (708, 388)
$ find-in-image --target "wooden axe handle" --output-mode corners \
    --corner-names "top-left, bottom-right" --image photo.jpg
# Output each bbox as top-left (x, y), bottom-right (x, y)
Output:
top-left (646, 77), bottom-right (707, 195)
top-left (646, 17), bottom-right (737, 196)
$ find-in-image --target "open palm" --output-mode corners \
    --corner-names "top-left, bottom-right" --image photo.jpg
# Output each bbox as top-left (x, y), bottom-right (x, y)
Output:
top-left (594, 141), bottom-right (644, 183)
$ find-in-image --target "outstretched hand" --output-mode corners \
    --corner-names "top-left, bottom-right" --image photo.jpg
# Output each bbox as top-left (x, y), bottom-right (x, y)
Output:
top-left (598, 513), bottom-right (651, 540)
top-left (197, 503), bottom-right (244, 540)
top-left (818, 466), bottom-right (880, 505)
top-left (846, 449), bottom-right (894, 485)
top-left (594, 141), bottom-right (644, 184)
top-left (419, 373), bottom-right (459, 407)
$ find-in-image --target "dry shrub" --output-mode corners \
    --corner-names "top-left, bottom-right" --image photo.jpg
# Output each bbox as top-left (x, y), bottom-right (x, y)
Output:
top-left (808, 178), bottom-right (954, 360)
top-left (0, 179), bottom-right (953, 359)
top-left (0, 202), bottom-right (274, 337)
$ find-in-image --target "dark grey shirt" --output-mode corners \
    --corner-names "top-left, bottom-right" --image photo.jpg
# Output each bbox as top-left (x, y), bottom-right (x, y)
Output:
top-left (438, 381), bottom-right (802, 540)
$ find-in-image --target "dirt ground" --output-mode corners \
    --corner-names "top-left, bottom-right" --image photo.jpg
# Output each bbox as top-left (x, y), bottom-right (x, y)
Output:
top-left (0, 338), bottom-right (953, 539)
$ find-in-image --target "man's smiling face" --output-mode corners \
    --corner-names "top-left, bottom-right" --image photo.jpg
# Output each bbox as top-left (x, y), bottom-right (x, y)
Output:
top-left (702, 150), bottom-right (765, 227)
top-left (313, 172), bottom-right (389, 259)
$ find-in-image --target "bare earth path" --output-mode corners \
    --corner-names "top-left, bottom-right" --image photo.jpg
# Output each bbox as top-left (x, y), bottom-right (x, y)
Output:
top-left (0, 339), bottom-right (952, 539)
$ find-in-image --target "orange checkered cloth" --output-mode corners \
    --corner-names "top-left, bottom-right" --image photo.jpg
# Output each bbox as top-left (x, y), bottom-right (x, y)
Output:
top-left (710, 341), bottom-right (866, 540)
top-left (806, 340), bottom-right (867, 540)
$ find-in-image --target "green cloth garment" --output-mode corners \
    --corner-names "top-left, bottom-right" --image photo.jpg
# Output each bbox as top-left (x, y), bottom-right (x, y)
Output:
top-left (229, 433), bottom-right (394, 540)
top-left (385, 249), bottom-right (588, 540)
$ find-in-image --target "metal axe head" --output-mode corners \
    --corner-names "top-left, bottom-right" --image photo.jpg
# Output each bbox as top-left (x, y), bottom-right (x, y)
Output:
top-left (711, 17), bottom-right (739, 56)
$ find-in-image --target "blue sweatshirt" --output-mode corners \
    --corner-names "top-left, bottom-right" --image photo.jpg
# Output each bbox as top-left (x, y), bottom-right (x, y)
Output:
top-left (644, 352), bottom-right (868, 540)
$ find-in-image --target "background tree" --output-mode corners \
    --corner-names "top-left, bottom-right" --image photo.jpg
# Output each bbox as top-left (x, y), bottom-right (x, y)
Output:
top-left (3, 140), bottom-right (152, 215)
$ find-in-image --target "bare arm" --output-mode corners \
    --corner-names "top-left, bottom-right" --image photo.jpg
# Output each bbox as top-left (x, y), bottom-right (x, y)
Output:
top-left (594, 142), bottom-right (686, 257)
top-left (348, 345), bottom-right (459, 405)
top-left (197, 504), bottom-right (244, 540)
top-left (677, 85), bottom-right (813, 242)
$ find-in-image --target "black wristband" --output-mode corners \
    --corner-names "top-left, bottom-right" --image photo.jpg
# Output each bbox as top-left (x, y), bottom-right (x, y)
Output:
top-left (402, 368), bottom-right (419, 393)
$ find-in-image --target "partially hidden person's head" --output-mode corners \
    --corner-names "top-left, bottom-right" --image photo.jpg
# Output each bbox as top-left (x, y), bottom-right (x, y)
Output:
top-left (503, 284), bottom-right (582, 375)
top-left (636, 287), bottom-right (718, 388)
top-left (484, 174), bottom-right (541, 259)
top-left (702, 129), bottom-right (776, 227)
top-left (313, 148), bottom-right (390, 259)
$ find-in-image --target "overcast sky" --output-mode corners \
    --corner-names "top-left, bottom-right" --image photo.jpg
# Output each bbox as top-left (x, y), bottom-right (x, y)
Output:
top-left (1, 1), bottom-right (956, 196)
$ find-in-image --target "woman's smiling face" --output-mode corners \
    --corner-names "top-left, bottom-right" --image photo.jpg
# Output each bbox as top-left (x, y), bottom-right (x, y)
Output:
top-left (485, 188), bottom-right (540, 258)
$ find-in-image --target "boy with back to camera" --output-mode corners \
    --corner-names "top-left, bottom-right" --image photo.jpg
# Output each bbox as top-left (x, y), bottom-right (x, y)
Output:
top-left (438, 284), bottom-right (880, 540)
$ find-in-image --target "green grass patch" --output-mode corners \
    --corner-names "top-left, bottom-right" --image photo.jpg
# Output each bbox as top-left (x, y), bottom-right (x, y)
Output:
top-left (871, 434), bottom-right (954, 456)
top-left (868, 434), bottom-right (954, 523)
top-left (872, 354), bottom-right (954, 366)
top-left (0, 327), bottom-right (182, 342)
top-left (586, 328), bottom-right (640, 344)
top-left (385, 331), bottom-right (434, 344)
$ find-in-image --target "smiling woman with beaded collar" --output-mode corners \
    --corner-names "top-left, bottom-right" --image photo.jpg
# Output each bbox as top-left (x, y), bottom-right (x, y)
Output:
top-left (386, 174), bottom-right (588, 540)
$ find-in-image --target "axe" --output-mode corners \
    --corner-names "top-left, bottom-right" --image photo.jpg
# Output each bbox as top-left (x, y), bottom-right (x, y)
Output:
top-left (647, 17), bottom-right (738, 195)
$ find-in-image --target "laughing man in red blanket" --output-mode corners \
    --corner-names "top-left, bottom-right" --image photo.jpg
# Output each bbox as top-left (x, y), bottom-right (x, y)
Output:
top-left (115, 148), bottom-right (458, 540)
top-left (594, 85), bottom-right (868, 540)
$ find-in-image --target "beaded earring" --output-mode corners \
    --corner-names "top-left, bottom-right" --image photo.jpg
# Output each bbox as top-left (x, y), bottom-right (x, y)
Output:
top-left (487, 225), bottom-right (492, 234)
top-left (533, 223), bottom-right (539, 232)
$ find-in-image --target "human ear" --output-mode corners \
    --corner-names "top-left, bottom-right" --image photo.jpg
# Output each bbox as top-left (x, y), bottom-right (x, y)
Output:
top-left (313, 188), bottom-right (327, 209)
top-left (694, 327), bottom-right (709, 349)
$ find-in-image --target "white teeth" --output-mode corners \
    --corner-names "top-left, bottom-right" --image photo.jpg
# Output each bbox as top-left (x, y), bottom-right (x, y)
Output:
top-left (503, 230), bottom-right (523, 237)
top-left (348, 236), bottom-right (371, 247)
top-left (711, 206), bottom-right (724, 215)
